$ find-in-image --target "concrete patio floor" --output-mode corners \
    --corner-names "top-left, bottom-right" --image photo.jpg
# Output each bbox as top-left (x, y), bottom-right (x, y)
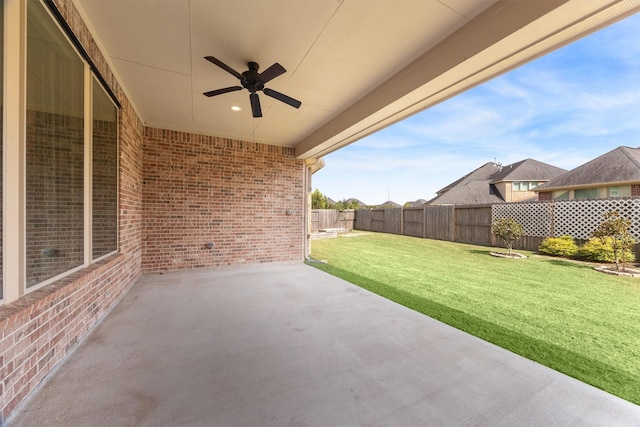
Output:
top-left (7, 264), bottom-right (640, 426)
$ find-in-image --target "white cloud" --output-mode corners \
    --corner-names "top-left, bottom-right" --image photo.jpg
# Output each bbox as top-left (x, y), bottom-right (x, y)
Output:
top-left (312, 14), bottom-right (640, 205)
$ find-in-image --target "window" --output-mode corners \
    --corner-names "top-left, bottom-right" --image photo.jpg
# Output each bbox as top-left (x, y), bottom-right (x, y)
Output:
top-left (3, 0), bottom-right (120, 302)
top-left (553, 190), bottom-right (570, 200)
top-left (574, 188), bottom-right (599, 200)
top-left (92, 78), bottom-right (118, 259)
top-left (25, 0), bottom-right (85, 287)
top-left (513, 181), bottom-right (539, 191)
top-left (608, 186), bottom-right (631, 197)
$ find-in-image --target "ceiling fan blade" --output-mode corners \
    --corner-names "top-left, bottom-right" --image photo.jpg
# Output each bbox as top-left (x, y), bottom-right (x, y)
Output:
top-left (204, 56), bottom-right (243, 80)
top-left (263, 88), bottom-right (302, 109)
top-left (250, 93), bottom-right (262, 117)
top-left (203, 86), bottom-right (243, 97)
top-left (259, 63), bottom-right (286, 84)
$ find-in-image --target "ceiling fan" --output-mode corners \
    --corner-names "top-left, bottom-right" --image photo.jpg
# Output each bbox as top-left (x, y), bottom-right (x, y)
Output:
top-left (203, 56), bottom-right (302, 118)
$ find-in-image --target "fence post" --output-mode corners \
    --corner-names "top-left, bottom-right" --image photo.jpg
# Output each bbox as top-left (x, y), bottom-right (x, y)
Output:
top-left (422, 206), bottom-right (427, 238)
top-left (550, 201), bottom-right (555, 238)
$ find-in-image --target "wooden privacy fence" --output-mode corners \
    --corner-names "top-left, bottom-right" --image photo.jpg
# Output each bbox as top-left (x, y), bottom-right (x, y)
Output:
top-left (353, 197), bottom-right (640, 254)
top-left (310, 209), bottom-right (355, 232)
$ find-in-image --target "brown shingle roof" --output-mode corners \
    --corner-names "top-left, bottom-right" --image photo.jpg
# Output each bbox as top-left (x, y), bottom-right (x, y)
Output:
top-left (536, 146), bottom-right (640, 191)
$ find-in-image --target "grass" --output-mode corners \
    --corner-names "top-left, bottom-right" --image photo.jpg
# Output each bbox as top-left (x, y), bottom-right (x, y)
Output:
top-left (308, 232), bottom-right (640, 405)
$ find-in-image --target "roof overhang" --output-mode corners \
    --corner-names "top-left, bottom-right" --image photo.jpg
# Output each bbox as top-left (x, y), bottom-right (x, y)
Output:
top-left (73, 0), bottom-right (640, 160)
top-left (536, 180), bottom-right (640, 192)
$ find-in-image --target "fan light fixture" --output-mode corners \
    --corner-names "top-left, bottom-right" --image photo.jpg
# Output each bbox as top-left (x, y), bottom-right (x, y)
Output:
top-left (203, 56), bottom-right (301, 118)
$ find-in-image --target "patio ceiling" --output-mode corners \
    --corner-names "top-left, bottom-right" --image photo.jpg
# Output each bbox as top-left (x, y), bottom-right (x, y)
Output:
top-left (73, 0), bottom-right (639, 159)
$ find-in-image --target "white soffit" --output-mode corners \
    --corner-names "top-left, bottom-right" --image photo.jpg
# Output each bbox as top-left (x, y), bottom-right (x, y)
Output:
top-left (72, 0), bottom-right (640, 159)
top-left (295, 0), bottom-right (640, 159)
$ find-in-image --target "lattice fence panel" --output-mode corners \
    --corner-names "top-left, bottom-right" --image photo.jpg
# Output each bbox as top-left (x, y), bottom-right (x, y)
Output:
top-left (492, 202), bottom-right (553, 237)
top-left (492, 198), bottom-right (640, 240)
top-left (553, 198), bottom-right (640, 240)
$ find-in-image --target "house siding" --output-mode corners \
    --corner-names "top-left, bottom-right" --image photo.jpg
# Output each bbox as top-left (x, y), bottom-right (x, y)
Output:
top-left (142, 129), bottom-right (305, 271)
top-left (538, 191), bottom-right (552, 201)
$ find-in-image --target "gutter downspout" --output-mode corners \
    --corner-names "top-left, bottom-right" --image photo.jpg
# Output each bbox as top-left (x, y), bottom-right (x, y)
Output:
top-left (303, 158), bottom-right (326, 258)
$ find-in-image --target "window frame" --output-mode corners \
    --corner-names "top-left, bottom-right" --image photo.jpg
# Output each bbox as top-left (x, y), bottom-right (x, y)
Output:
top-left (2, 0), bottom-right (120, 303)
top-left (574, 188), bottom-right (600, 200)
top-left (513, 181), bottom-right (538, 191)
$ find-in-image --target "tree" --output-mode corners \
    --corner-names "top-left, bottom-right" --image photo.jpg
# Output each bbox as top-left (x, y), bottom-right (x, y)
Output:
top-left (491, 217), bottom-right (524, 255)
top-left (591, 210), bottom-right (636, 271)
top-left (334, 199), bottom-right (361, 210)
top-left (311, 189), bottom-right (329, 209)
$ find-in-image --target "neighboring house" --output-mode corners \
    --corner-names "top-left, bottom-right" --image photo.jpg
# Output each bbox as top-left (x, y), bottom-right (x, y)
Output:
top-left (376, 200), bottom-right (402, 208)
top-left (535, 146), bottom-right (640, 200)
top-left (404, 199), bottom-right (428, 207)
top-left (428, 159), bottom-right (567, 205)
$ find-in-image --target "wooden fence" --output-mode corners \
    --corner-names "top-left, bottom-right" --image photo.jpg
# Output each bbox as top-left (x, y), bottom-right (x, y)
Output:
top-left (354, 206), bottom-right (494, 245)
top-left (351, 197), bottom-right (640, 256)
top-left (310, 209), bottom-right (355, 232)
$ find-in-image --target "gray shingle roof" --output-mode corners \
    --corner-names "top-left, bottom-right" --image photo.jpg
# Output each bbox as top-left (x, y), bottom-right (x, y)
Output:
top-left (428, 159), bottom-right (566, 205)
top-left (376, 200), bottom-right (401, 208)
top-left (536, 146), bottom-right (640, 191)
top-left (490, 158), bottom-right (567, 183)
top-left (405, 199), bottom-right (428, 207)
top-left (428, 181), bottom-right (505, 205)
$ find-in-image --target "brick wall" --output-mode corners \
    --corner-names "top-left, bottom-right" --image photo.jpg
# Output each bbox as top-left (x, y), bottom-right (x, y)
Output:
top-left (1, 0), bottom-right (308, 420)
top-left (0, 0), bottom-right (144, 420)
top-left (142, 129), bottom-right (306, 271)
top-left (538, 191), bottom-right (552, 201)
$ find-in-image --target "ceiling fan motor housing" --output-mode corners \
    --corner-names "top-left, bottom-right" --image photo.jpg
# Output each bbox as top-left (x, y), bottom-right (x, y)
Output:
top-left (242, 62), bottom-right (263, 93)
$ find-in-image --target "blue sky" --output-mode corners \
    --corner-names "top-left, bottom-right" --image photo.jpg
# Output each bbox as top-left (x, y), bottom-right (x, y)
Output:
top-left (312, 13), bottom-right (640, 206)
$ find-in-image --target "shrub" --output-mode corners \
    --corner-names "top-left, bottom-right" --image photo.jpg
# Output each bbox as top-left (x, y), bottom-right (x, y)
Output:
top-left (591, 210), bottom-right (637, 270)
top-left (578, 237), bottom-right (636, 264)
top-left (538, 236), bottom-right (579, 258)
top-left (492, 217), bottom-right (524, 255)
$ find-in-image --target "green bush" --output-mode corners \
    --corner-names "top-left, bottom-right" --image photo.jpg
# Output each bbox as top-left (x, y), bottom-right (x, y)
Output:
top-left (538, 236), bottom-right (579, 257)
top-left (491, 217), bottom-right (524, 255)
top-left (578, 237), bottom-right (636, 263)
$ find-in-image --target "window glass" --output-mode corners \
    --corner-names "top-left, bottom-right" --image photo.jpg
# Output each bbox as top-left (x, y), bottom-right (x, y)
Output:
top-left (513, 181), bottom-right (537, 191)
top-left (574, 188), bottom-right (599, 199)
top-left (609, 186), bottom-right (631, 197)
top-left (553, 190), bottom-right (570, 200)
top-left (92, 78), bottom-right (118, 259)
top-left (26, 0), bottom-right (84, 287)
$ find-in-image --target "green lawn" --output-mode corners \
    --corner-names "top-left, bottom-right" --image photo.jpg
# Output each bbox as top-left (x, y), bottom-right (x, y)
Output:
top-left (309, 232), bottom-right (640, 405)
